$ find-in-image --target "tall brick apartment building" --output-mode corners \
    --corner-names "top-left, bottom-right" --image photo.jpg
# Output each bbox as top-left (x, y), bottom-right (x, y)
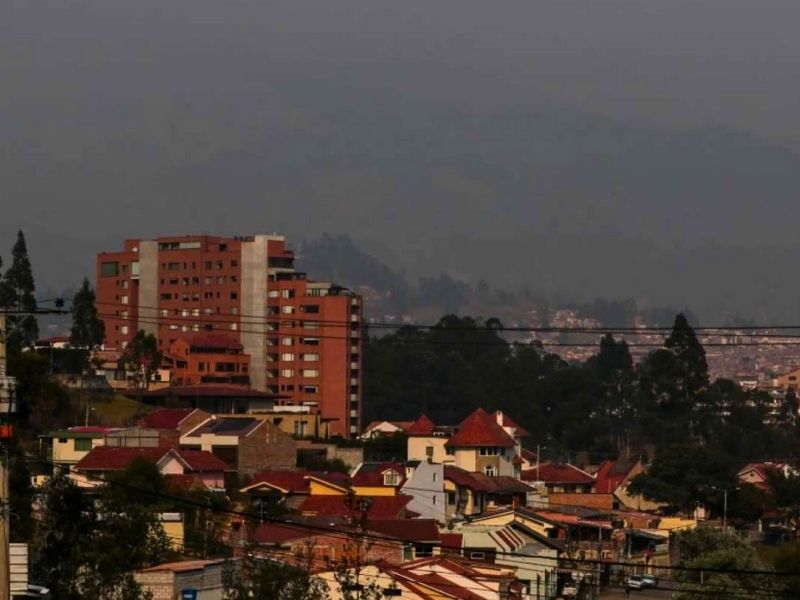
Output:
top-left (96, 235), bottom-right (362, 437)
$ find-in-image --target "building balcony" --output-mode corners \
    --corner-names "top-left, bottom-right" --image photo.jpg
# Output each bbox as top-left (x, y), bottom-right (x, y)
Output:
top-left (350, 314), bottom-right (359, 322)
top-left (350, 393), bottom-right (359, 402)
top-left (350, 378), bottom-right (359, 386)
top-left (350, 362), bottom-right (359, 370)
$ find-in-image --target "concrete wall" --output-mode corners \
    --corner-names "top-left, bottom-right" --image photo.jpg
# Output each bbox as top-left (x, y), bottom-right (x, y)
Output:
top-left (407, 437), bottom-right (451, 464)
top-left (135, 562), bottom-right (224, 600)
top-left (403, 461), bottom-right (446, 523)
top-left (137, 240), bottom-right (159, 338)
top-left (240, 236), bottom-right (269, 391)
top-left (237, 422), bottom-right (297, 476)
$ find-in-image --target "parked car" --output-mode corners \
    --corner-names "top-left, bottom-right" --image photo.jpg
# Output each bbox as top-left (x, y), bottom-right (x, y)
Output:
top-left (562, 581), bottom-right (578, 598)
top-left (626, 575), bottom-right (644, 590)
top-left (641, 574), bottom-right (659, 588)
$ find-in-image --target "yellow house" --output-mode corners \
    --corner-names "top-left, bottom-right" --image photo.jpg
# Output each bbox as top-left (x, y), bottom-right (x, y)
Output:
top-left (775, 367), bottom-right (800, 391)
top-left (40, 427), bottom-right (113, 472)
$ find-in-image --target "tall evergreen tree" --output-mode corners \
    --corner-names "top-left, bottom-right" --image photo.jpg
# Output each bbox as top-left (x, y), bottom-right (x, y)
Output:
top-left (664, 312), bottom-right (708, 401)
top-left (70, 277), bottom-right (105, 349)
top-left (0, 230), bottom-right (39, 348)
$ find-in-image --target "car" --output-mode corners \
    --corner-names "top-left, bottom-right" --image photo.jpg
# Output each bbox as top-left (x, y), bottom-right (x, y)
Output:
top-left (626, 575), bottom-right (644, 590)
top-left (562, 582), bottom-right (578, 598)
top-left (641, 574), bottom-right (659, 588)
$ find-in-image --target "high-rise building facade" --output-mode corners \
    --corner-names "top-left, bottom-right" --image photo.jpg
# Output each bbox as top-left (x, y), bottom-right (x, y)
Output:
top-left (96, 235), bottom-right (362, 437)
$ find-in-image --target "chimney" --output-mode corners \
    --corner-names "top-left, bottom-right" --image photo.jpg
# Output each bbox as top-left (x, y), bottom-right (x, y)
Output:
top-left (495, 410), bottom-right (503, 426)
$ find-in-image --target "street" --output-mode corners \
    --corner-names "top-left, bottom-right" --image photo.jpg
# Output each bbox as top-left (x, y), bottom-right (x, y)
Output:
top-left (599, 585), bottom-right (674, 599)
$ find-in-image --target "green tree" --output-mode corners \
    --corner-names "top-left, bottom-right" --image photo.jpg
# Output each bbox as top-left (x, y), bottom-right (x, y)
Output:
top-left (664, 312), bottom-right (709, 402)
top-left (672, 528), bottom-right (781, 600)
top-left (124, 330), bottom-right (162, 391)
top-left (765, 468), bottom-right (800, 538)
top-left (223, 538), bottom-right (328, 600)
top-left (8, 441), bottom-right (34, 542)
top-left (627, 444), bottom-right (735, 514)
top-left (70, 277), bottom-right (105, 350)
top-left (0, 230), bottom-right (39, 351)
top-left (32, 473), bottom-right (97, 600)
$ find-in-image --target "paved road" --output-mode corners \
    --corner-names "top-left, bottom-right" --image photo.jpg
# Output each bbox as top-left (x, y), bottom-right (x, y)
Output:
top-left (600, 585), bottom-right (674, 599)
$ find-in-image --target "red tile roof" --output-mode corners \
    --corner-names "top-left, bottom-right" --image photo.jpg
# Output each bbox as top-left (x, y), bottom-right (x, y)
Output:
top-left (182, 333), bottom-right (244, 351)
top-left (521, 463), bottom-right (595, 485)
top-left (351, 463), bottom-right (407, 487)
top-left (594, 460), bottom-right (636, 493)
top-left (75, 446), bottom-right (230, 473)
top-left (492, 411), bottom-right (529, 437)
top-left (405, 415), bottom-right (437, 435)
top-left (445, 408), bottom-right (516, 448)
top-left (175, 449), bottom-right (232, 472)
top-left (363, 421), bottom-right (416, 434)
top-left (250, 522), bottom-right (310, 545)
top-left (140, 408), bottom-right (196, 430)
top-left (443, 466), bottom-right (531, 494)
top-left (241, 470), bottom-right (311, 494)
top-left (366, 519), bottom-right (440, 543)
top-left (298, 495), bottom-right (412, 519)
top-left (439, 533), bottom-right (463, 554)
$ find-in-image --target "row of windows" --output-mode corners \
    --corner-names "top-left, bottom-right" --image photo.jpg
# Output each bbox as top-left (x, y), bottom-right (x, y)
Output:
top-left (162, 259), bottom-right (238, 271)
top-left (101, 261), bottom-right (139, 277)
top-left (276, 353), bottom-right (319, 362)
top-left (279, 384), bottom-right (319, 393)
top-left (160, 291), bottom-right (238, 301)
top-left (159, 307), bottom-right (239, 317)
top-left (160, 275), bottom-right (239, 286)
top-left (163, 323), bottom-right (238, 332)
top-left (276, 369), bottom-right (320, 378)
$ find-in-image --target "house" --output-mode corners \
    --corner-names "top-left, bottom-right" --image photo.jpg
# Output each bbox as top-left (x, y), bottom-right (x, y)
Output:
top-left (179, 415), bottom-right (297, 476)
top-left (444, 466), bottom-right (533, 519)
top-left (406, 409), bottom-right (527, 478)
top-left (317, 556), bottom-right (525, 600)
top-left (250, 517), bottom-right (408, 570)
top-left (401, 460), bottom-right (446, 523)
top-left (594, 459), bottom-right (663, 512)
top-left (240, 470), bottom-right (312, 511)
top-left (774, 367), bottom-right (800, 391)
top-left (298, 493), bottom-right (414, 520)
top-left (139, 407), bottom-right (212, 437)
top-left (737, 462), bottom-right (797, 491)
top-left (73, 446), bottom-right (232, 490)
top-left (261, 404), bottom-right (335, 439)
top-left (361, 420), bottom-right (415, 439)
top-left (161, 334), bottom-right (251, 387)
top-left (521, 462), bottom-right (595, 494)
top-left (39, 426), bottom-right (118, 473)
top-left (133, 384), bottom-right (283, 415)
top-left (135, 559), bottom-right (225, 600)
top-left (455, 520), bottom-right (561, 599)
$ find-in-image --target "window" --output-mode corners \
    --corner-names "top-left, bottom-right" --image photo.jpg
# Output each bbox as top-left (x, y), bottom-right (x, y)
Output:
top-left (303, 321), bottom-right (319, 330)
top-left (447, 491), bottom-right (456, 505)
top-left (281, 306), bottom-right (295, 314)
top-left (302, 337), bottom-right (320, 346)
top-left (181, 309), bottom-right (189, 317)
top-left (280, 289), bottom-right (294, 299)
top-left (281, 338), bottom-right (294, 346)
top-left (120, 295), bottom-right (128, 305)
top-left (120, 325), bottom-right (128, 335)
top-left (192, 308), bottom-right (200, 317)
top-left (231, 260), bottom-right (238, 267)
top-left (230, 292), bottom-right (238, 300)
top-left (217, 276), bottom-right (226, 284)
top-left (303, 385), bottom-right (319, 394)
top-left (74, 438), bottom-right (92, 452)
top-left (484, 465), bottom-right (497, 477)
top-left (101, 262), bottom-right (119, 277)
top-left (230, 323), bottom-right (238, 331)
top-left (131, 261), bottom-right (140, 276)
top-left (469, 551), bottom-right (485, 560)
top-left (479, 447), bottom-right (500, 456)
top-left (167, 262), bottom-right (181, 270)
top-left (426, 446), bottom-right (434, 458)
top-left (169, 324), bottom-right (179, 330)
top-left (280, 369), bottom-right (294, 378)
top-left (301, 353), bottom-right (319, 362)
top-left (160, 309), bottom-right (168, 317)
top-left (302, 369), bottom-right (319, 378)
top-left (281, 353), bottom-right (295, 362)
top-left (383, 471), bottom-right (400, 486)
top-left (301, 304), bottom-right (320, 314)
top-left (293, 421), bottom-right (308, 436)
top-left (267, 290), bottom-right (280, 298)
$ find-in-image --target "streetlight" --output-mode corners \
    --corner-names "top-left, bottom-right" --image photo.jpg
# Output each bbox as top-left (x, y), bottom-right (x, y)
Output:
top-left (710, 486), bottom-right (739, 531)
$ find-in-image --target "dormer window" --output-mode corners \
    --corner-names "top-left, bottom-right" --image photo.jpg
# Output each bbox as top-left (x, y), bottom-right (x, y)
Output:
top-left (383, 470), bottom-right (400, 486)
top-left (484, 465), bottom-right (497, 477)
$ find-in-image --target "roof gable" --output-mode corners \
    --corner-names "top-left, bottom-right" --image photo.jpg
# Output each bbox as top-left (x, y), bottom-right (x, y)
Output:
top-left (445, 408), bottom-right (516, 448)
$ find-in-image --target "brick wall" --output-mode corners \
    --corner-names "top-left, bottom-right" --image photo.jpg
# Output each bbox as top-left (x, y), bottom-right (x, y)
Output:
top-left (237, 422), bottom-right (297, 476)
top-left (333, 447), bottom-right (364, 470)
top-left (548, 493), bottom-right (616, 511)
top-left (134, 571), bottom-right (175, 600)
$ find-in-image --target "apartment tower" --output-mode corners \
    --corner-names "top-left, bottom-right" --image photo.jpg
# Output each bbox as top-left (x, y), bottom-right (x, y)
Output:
top-left (96, 235), bottom-right (362, 437)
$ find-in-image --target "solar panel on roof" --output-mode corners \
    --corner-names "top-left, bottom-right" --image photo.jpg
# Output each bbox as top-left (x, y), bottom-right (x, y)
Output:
top-left (211, 418), bottom-right (256, 433)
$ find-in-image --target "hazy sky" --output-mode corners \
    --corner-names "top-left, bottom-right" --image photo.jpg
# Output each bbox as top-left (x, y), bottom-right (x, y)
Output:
top-left (5, 0), bottom-right (800, 320)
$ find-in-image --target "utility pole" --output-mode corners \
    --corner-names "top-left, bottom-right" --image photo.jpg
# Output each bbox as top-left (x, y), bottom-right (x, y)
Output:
top-left (0, 311), bottom-right (14, 600)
